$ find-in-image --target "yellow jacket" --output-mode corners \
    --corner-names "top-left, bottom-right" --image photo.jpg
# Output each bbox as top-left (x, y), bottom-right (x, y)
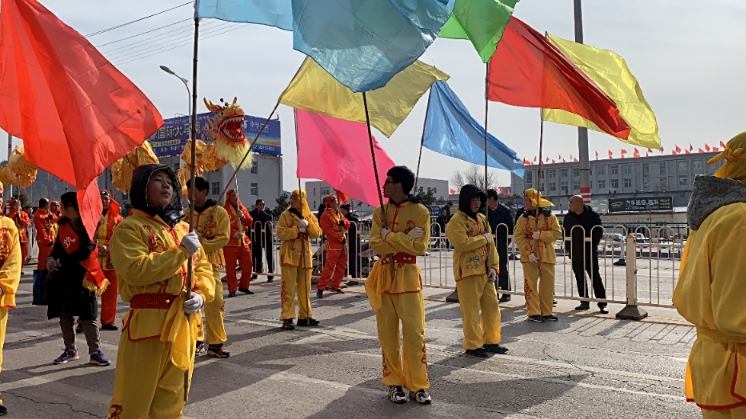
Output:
top-left (185, 203), bottom-right (230, 267)
top-left (446, 211), bottom-right (498, 281)
top-left (277, 209), bottom-right (321, 269)
top-left (514, 210), bottom-right (562, 264)
top-left (673, 201), bottom-right (746, 409)
top-left (96, 211), bottom-right (123, 270)
top-left (365, 200), bottom-right (430, 311)
top-left (109, 210), bottom-right (215, 369)
top-left (0, 216), bottom-right (22, 309)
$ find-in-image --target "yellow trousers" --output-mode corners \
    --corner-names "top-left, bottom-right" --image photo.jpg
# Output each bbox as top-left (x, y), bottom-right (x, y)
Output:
top-left (703, 406), bottom-right (746, 418)
top-left (376, 292), bottom-right (429, 392)
top-left (108, 336), bottom-right (196, 419)
top-left (522, 262), bottom-right (555, 316)
top-left (203, 268), bottom-right (227, 345)
top-left (0, 309), bottom-right (8, 374)
top-left (280, 265), bottom-right (312, 320)
top-left (456, 276), bottom-right (501, 350)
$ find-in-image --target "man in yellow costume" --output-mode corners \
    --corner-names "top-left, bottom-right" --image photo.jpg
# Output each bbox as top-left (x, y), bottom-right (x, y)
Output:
top-left (185, 177), bottom-right (231, 359)
top-left (277, 190), bottom-right (321, 330)
top-left (447, 184), bottom-right (508, 358)
top-left (514, 188), bottom-right (562, 323)
top-left (673, 131), bottom-right (746, 418)
top-left (365, 165), bottom-right (432, 405)
top-left (107, 164), bottom-right (215, 419)
top-left (0, 182), bottom-right (22, 417)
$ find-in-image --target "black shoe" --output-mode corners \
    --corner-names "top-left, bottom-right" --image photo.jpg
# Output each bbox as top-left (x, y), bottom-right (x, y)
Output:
top-left (75, 324), bottom-right (83, 334)
top-left (330, 288), bottom-right (344, 294)
top-left (207, 344), bottom-right (230, 358)
top-left (238, 287), bottom-right (254, 295)
top-left (282, 320), bottom-right (295, 330)
top-left (0, 403), bottom-right (7, 416)
top-left (542, 315), bottom-right (559, 322)
top-left (316, 289), bottom-right (324, 298)
top-left (297, 318), bottom-right (320, 327)
top-left (100, 323), bottom-right (118, 331)
top-left (228, 291), bottom-right (237, 298)
top-left (499, 295), bottom-right (511, 303)
top-left (267, 276), bottom-right (274, 283)
top-left (409, 389), bottom-right (432, 405)
top-left (251, 274), bottom-right (258, 280)
top-left (528, 315), bottom-right (544, 323)
top-left (599, 306), bottom-right (609, 314)
top-left (552, 300), bottom-right (558, 306)
top-left (575, 303), bottom-right (590, 311)
top-left (484, 344), bottom-right (509, 354)
top-left (465, 348), bottom-right (489, 358)
top-left (195, 341), bottom-right (207, 356)
top-left (388, 386), bottom-right (407, 404)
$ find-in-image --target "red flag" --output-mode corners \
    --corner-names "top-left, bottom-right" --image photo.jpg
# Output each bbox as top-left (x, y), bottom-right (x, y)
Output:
top-left (688, 144), bottom-right (694, 152)
top-left (0, 0), bottom-right (163, 238)
top-left (705, 144), bottom-right (711, 152)
top-left (487, 17), bottom-right (630, 139)
top-left (713, 146), bottom-right (720, 152)
top-left (674, 145), bottom-right (682, 154)
top-left (620, 148), bottom-right (628, 158)
top-left (523, 159), bottom-right (531, 166)
top-left (608, 150), bottom-right (613, 159)
top-left (594, 151), bottom-right (599, 160)
top-left (659, 146), bottom-right (664, 153)
top-left (698, 148), bottom-right (704, 153)
top-left (633, 148), bottom-right (640, 158)
top-left (647, 148), bottom-right (653, 153)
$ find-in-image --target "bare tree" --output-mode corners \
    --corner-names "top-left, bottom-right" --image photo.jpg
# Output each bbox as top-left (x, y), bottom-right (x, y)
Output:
top-left (451, 165), bottom-right (500, 191)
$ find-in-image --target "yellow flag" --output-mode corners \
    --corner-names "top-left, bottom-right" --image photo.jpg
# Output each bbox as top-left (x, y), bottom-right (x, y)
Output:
top-left (542, 35), bottom-right (660, 148)
top-left (279, 58), bottom-right (449, 137)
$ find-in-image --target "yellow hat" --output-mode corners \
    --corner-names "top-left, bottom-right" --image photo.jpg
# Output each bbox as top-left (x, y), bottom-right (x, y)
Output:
top-left (291, 189), bottom-right (313, 219)
top-left (708, 131), bottom-right (746, 182)
top-left (524, 188), bottom-right (554, 208)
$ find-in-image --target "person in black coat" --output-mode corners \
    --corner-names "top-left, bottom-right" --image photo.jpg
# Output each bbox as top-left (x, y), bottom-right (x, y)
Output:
top-left (46, 192), bottom-right (110, 366)
top-left (486, 189), bottom-right (514, 302)
top-left (340, 204), bottom-right (360, 278)
top-left (563, 195), bottom-right (608, 313)
top-left (250, 199), bottom-right (275, 282)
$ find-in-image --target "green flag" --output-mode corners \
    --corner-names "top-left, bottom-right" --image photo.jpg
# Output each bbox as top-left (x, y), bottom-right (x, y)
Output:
top-left (439, 0), bottom-right (519, 63)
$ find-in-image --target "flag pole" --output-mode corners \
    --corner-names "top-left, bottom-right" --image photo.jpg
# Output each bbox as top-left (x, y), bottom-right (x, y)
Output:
top-left (413, 91), bottom-right (432, 192)
top-left (483, 63), bottom-right (489, 197)
top-left (537, 107), bottom-right (545, 194)
top-left (293, 109), bottom-right (302, 195)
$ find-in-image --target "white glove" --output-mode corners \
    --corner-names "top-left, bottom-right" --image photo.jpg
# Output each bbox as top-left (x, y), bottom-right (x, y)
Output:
top-left (180, 231), bottom-right (202, 255)
top-left (183, 292), bottom-right (204, 315)
top-left (380, 227), bottom-right (391, 238)
top-left (528, 253), bottom-right (539, 264)
top-left (488, 268), bottom-right (498, 282)
top-left (297, 218), bottom-right (309, 232)
top-left (408, 227), bottom-right (424, 239)
top-left (483, 233), bottom-right (493, 243)
top-left (46, 257), bottom-right (58, 272)
top-left (532, 231), bottom-right (541, 240)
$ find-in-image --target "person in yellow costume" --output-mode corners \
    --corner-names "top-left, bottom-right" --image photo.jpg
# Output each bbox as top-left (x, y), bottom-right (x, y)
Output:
top-left (673, 131), bottom-right (746, 418)
top-left (514, 188), bottom-right (562, 323)
top-left (0, 182), bottom-right (22, 417)
top-left (277, 189), bottom-right (321, 330)
top-left (447, 184), bottom-right (508, 358)
top-left (185, 176), bottom-right (231, 359)
top-left (364, 166), bottom-right (432, 405)
top-left (107, 164), bottom-right (215, 419)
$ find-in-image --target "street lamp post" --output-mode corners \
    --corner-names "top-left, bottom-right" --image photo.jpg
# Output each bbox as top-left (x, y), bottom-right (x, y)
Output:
top-left (159, 65), bottom-right (192, 122)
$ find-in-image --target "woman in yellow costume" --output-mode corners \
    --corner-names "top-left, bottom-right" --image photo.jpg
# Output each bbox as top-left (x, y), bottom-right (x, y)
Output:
top-left (276, 190), bottom-right (321, 330)
top-left (673, 131), bottom-right (746, 418)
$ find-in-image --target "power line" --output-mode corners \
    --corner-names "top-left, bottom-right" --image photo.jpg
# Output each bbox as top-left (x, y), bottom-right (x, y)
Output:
top-left (100, 20), bottom-right (200, 58)
top-left (85, 1), bottom-right (194, 37)
top-left (95, 18), bottom-right (191, 49)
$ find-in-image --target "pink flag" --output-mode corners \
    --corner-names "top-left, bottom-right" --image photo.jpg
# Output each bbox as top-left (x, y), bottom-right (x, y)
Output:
top-left (295, 109), bottom-right (396, 206)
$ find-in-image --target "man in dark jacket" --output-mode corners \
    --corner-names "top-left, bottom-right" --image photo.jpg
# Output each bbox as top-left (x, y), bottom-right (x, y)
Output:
top-left (486, 189), bottom-right (514, 302)
top-left (340, 204), bottom-right (360, 278)
top-left (250, 199), bottom-right (275, 282)
top-left (563, 195), bottom-right (607, 313)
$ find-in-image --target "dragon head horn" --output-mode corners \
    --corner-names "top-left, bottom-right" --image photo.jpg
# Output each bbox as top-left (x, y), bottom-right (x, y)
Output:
top-left (203, 98), bottom-right (220, 113)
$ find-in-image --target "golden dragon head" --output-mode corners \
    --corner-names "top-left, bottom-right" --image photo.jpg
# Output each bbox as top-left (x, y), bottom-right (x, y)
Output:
top-left (204, 97), bottom-right (246, 144)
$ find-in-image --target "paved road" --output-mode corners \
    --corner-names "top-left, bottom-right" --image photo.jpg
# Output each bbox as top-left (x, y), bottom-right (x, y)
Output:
top-left (1, 267), bottom-right (699, 418)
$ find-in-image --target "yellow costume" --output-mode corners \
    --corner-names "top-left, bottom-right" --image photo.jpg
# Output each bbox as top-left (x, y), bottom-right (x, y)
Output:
top-left (107, 209), bottom-right (215, 419)
top-left (447, 209), bottom-right (502, 350)
top-left (365, 200), bottom-right (430, 392)
top-left (185, 203), bottom-right (230, 346)
top-left (0, 213), bottom-right (22, 385)
top-left (514, 190), bottom-right (562, 318)
top-left (673, 132), bottom-right (746, 418)
top-left (277, 191), bottom-right (321, 322)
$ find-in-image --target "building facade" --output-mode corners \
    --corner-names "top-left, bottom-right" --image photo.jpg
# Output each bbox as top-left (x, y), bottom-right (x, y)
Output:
top-left (511, 152), bottom-right (723, 212)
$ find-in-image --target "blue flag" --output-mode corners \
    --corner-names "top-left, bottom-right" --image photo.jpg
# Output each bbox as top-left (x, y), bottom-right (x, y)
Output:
top-left (196, 0), bottom-right (453, 92)
top-left (423, 81), bottom-right (524, 176)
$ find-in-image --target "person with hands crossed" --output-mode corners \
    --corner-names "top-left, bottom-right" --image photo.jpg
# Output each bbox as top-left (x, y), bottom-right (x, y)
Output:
top-left (317, 194), bottom-right (350, 298)
top-left (106, 164), bottom-right (215, 419)
top-left (446, 185), bottom-right (508, 358)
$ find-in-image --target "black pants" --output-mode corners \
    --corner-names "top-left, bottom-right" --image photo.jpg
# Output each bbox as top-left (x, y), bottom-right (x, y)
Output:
top-left (497, 245), bottom-right (510, 293)
top-left (571, 251), bottom-right (607, 307)
top-left (252, 242), bottom-right (275, 278)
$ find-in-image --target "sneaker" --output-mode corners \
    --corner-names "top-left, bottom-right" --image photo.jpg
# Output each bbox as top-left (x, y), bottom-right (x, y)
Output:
top-left (296, 318), bottom-right (320, 327)
top-left (409, 389), bottom-right (432, 405)
top-left (330, 288), bottom-right (344, 294)
top-left (238, 287), bottom-right (254, 295)
top-left (388, 386), bottom-right (407, 404)
top-left (484, 344), bottom-right (509, 354)
top-left (316, 289), bottom-right (324, 298)
top-left (195, 341), bottom-right (208, 356)
top-left (0, 403), bottom-right (7, 416)
top-left (100, 323), bottom-right (118, 331)
top-left (528, 315), bottom-right (544, 323)
top-left (499, 295), bottom-right (511, 303)
top-left (575, 303), bottom-right (590, 311)
top-left (267, 276), bottom-right (274, 283)
top-left (542, 315), bottom-right (559, 322)
top-left (207, 344), bottom-right (230, 358)
top-left (552, 299), bottom-right (558, 306)
top-left (228, 291), bottom-right (237, 298)
top-left (53, 349), bottom-right (79, 365)
top-left (599, 305), bottom-right (609, 314)
top-left (465, 348), bottom-right (489, 358)
top-left (282, 319), bottom-right (295, 330)
top-left (89, 350), bottom-right (110, 366)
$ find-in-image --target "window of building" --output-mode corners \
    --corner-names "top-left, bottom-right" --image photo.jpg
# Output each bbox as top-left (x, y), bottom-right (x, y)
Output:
top-left (526, 171), bottom-right (533, 187)
top-left (572, 182), bottom-right (579, 191)
top-left (610, 165), bottom-right (618, 175)
top-left (250, 182), bottom-right (258, 196)
top-left (250, 161), bottom-right (258, 174)
top-left (642, 164), bottom-right (649, 177)
top-left (642, 177), bottom-right (650, 191)
top-left (659, 163), bottom-right (667, 176)
top-left (549, 182), bottom-right (556, 192)
top-left (597, 180), bottom-right (606, 189)
top-left (210, 182), bottom-right (220, 195)
top-left (610, 179), bottom-right (619, 189)
top-left (560, 182), bottom-right (569, 193)
top-left (560, 168), bottom-right (568, 177)
top-left (572, 167), bottom-right (579, 177)
top-left (659, 177), bottom-right (667, 189)
top-left (677, 161), bottom-right (689, 173)
top-left (597, 166), bottom-right (605, 176)
top-left (622, 165), bottom-right (632, 175)
top-left (678, 176), bottom-right (689, 187)
top-left (547, 169), bottom-right (556, 178)
top-left (693, 160), bottom-right (704, 173)
top-left (623, 178), bottom-right (632, 188)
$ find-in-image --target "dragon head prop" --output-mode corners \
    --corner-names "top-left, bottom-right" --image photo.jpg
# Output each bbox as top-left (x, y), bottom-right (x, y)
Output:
top-left (204, 97), bottom-right (252, 169)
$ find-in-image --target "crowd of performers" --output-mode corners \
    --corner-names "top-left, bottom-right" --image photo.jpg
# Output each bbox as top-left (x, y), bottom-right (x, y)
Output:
top-left (0, 126), bottom-right (742, 417)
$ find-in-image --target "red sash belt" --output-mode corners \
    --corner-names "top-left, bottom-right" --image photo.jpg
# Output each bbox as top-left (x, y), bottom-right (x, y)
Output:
top-left (130, 293), bottom-right (179, 309)
top-left (382, 252), bottom-right (417, 265)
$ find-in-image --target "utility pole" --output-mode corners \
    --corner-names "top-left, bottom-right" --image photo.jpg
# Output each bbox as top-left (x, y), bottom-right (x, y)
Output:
top-left (574, 0), bottom-right (591, 204)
